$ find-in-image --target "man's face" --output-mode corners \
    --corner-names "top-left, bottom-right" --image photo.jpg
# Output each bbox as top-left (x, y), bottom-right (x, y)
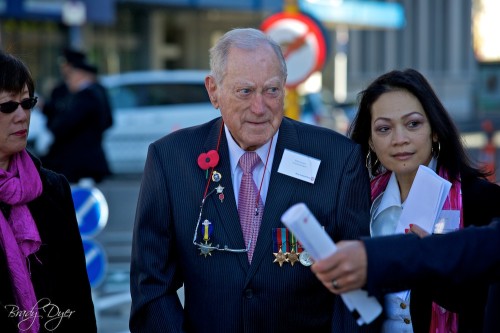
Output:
top-left (205, 44), bottom-right (285, 151)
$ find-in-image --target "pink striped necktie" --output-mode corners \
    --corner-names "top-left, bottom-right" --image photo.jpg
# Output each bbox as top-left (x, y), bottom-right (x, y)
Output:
top-left (238, 152), bottom-right (264, 263)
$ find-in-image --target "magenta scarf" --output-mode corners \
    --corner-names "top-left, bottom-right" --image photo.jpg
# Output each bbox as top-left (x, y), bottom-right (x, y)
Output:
top-left (0, 150), bottom-right (43, 333)
top-left (370, 168), bottom-right (462, 333)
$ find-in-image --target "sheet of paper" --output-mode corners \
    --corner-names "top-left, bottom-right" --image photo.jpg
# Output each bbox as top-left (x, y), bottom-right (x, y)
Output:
top-left (395, 165), bottom-right (451, 234)
top-left (434, 210), bottom-right (461, 233)
top-left (281, 203), bottom-right (383, 326)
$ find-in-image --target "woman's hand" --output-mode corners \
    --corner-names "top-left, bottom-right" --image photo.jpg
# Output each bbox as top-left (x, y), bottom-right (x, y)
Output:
top-left (406, 224), bottom-right (430, 238)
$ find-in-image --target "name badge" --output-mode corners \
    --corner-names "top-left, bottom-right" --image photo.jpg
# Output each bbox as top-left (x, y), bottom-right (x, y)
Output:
top-left (277, 149), bottom-right (321, 184)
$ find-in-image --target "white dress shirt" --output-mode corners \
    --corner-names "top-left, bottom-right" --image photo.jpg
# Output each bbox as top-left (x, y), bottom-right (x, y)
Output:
top-left (371, 172), bottom-right (413, 333)
top-left (224, 125), bottom-right (278, 207)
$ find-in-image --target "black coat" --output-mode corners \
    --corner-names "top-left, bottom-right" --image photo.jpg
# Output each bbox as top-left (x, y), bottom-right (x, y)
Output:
top-left (42, 82), bottom-right (71, 130)
top-left (42, 82), bottom-right (112, 183)
top-left (0, 154), bottom-right (97, 332)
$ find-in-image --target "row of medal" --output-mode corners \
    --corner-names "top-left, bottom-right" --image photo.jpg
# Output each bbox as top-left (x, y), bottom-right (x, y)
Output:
top-left (199, 171), bottom-right (313, 266)
top-left (197, 219), bottom-right (313, 267)
top-left (272, 228), bottom-right (313, 267)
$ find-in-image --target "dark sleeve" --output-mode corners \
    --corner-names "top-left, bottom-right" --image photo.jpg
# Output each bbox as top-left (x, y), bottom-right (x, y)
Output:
top-left (363, 220), bottom-right (500, 297)
top-left (129, 144), bottom-right (185, 333)
top-left (88, 83), bottom-right (113, 131)
top-left (333, 143), bottom-right (372, 240)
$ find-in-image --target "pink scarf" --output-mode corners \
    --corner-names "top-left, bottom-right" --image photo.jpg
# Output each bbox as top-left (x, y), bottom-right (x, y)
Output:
top-left (370, 168), bottom-right (462, 333)
top-left (0, 150), bottom-right (43, 333)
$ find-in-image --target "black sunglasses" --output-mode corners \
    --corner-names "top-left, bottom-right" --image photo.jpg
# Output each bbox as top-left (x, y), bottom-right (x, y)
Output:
top-left (0, 97), bottom-right (38, 114)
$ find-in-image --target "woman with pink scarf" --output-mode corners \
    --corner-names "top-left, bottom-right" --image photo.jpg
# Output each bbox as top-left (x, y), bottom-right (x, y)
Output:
top-left (344, 69), bottom-right (500, 333)
top-left (0, 51), bottom-right (96, 332)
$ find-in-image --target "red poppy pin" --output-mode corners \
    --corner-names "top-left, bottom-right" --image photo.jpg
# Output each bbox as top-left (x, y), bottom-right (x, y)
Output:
top-left (197, 150), bottom-right (219, 170)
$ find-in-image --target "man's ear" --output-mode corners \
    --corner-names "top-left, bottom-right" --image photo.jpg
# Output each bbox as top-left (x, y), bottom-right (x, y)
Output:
top-left (205, 75), bottom-right (219, 109)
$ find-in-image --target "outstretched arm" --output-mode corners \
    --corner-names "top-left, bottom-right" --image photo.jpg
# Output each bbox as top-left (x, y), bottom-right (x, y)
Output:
top-left (312, 220), bottom-right (500, 296)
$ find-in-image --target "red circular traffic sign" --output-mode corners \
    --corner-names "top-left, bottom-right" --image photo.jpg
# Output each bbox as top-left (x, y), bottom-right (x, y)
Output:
top-left (261, 12), bottom-right (328, 88)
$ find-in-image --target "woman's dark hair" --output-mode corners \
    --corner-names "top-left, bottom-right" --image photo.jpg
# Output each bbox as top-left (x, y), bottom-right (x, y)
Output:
top-left (347, 68), bottom-right (487, 182)
top-left (0, 51), bottom-right (35, 97)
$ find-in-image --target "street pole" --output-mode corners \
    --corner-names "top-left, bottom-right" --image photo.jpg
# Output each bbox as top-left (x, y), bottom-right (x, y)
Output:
top-left (283, 0), bottom-right (301, 121)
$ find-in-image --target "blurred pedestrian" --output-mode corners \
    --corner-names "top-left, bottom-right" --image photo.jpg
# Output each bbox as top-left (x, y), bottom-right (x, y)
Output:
top-left (42, 48), bottom-right (82, 130)
top-left (0, 51), bottom-right (96, 332)
top-left (42, 48), bottom-right (112, 183)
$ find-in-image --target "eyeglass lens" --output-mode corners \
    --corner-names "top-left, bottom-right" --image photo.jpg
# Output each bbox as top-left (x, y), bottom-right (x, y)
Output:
top-left (0, 97), bottom-right (38, 114)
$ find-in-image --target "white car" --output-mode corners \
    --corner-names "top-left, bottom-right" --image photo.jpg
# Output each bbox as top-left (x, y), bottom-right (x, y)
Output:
top-left (101, 70), bottom-right (219, 174)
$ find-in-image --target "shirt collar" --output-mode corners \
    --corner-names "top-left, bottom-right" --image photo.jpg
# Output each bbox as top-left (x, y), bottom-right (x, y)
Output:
top-left (371, 157), bottom-right (438, 221)
top-left (372, 172), bottom-right (401, 221)
top-left (224, 124), bottom-right (279, 175)
top-left (428, 157), bottom-right (437, 172)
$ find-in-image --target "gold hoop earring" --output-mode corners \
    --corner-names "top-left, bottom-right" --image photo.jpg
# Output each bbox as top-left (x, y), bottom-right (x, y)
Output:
top-left (366, 150), bottom-right (379, 170)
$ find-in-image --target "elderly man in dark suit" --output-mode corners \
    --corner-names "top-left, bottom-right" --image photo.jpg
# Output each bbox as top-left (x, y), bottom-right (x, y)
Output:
top-left (129, 28), bottom-right (377, 333)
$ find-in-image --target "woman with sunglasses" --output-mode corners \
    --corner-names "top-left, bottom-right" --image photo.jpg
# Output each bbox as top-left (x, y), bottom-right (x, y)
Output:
top-left (0, 51), bottom-right (96, 332)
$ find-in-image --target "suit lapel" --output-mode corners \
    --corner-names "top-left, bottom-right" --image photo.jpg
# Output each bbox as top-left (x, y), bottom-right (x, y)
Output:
top-left (205, 120), bottom-right (250, 272)
top-left (205, 118), bottom-right (302, 277)
top-left (246, 118), bottom-right (301, 280)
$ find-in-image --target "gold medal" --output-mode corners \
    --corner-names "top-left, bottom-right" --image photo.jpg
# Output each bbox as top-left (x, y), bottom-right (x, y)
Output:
top-left (287, 249), bottom-right (299, 266)
top-left (273, 247), bottom-right (289, 267)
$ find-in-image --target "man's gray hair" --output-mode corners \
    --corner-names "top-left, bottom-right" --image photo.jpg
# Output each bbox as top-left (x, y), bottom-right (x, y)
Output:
top-left (209, 28), bottom-right (287, 84)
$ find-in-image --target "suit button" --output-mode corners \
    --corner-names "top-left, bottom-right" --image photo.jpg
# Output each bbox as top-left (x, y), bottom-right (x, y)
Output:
top-left (404, 318), bottom-right (411, 325)
top-left (244, 289), bottom-right (253, 299)
top-left (400, 302), bottom-right (407, 309)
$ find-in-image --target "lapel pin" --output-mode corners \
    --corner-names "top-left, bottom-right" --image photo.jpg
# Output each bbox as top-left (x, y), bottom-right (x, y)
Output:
top-left (215, 185), bottom-right (225, 203)
top-left (212, 171), bottom-right (222, 182)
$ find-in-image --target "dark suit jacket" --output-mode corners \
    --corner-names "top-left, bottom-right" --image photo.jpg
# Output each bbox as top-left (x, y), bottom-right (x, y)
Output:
top-left (130, 117), bottom-right (379, 333)
top-left (42, 83), bottom-right (111, 183)
top-left (0, 153), bottom-right (96, 332)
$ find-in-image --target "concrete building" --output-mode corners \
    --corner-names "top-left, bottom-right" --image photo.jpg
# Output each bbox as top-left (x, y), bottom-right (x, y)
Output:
top-left (0, 0), bottom-right (495, 123)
